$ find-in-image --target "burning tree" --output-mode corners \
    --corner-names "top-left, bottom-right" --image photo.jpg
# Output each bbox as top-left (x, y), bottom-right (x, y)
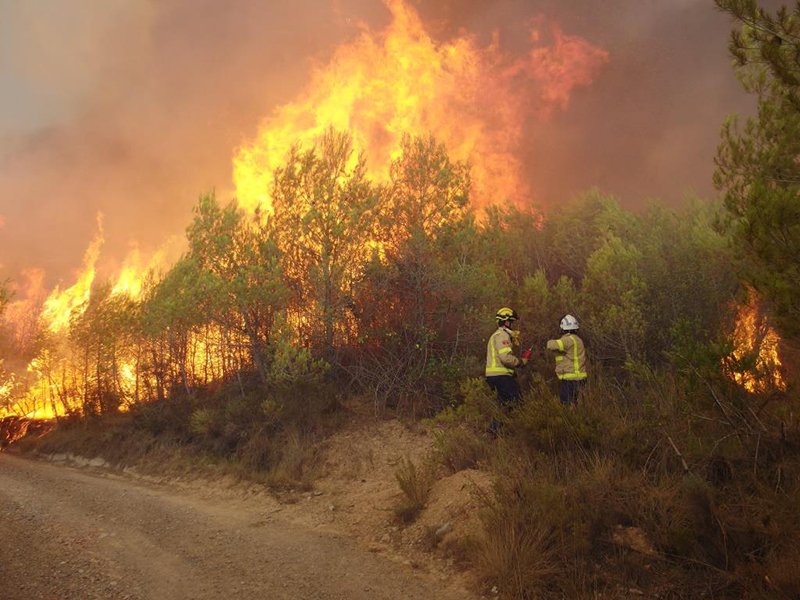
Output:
top-left (715, 0), bottom-right (800, 340)
top-left (271, 129), bottom-right (383, 357)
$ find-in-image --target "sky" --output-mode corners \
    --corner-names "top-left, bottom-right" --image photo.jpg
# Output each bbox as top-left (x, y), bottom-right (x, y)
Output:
top-left (0, 0), bottom-right (779, 290)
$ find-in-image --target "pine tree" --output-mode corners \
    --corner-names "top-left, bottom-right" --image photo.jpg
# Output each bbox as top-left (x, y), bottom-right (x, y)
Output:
top-left (714, 0), bottom-right (800, 337)
top-left (271, 129), bottom-right (384, 357)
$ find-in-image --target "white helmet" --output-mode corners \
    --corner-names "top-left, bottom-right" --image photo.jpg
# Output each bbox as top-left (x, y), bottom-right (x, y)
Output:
top-left (560, 314), bottom-right (579, 331)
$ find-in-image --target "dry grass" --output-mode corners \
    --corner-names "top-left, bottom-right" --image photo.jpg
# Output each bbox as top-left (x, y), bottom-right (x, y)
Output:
top-left (474, 517), bottom-right (557, 599)
top-left (433, 371), bottom-right (800, 599)
top-left (393, 456), bottom-right (433, 523)
top-left (433, 426), bottom-right (489, 473)
top-left (12, 375), bottom-right (343, 492)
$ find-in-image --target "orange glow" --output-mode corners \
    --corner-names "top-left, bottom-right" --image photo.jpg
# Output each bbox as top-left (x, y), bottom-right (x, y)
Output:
top-left (0, 374), bottom-right (15, 418)
top-left (3, 3), bottom-right (609, 421)
top-left (112, 245), bottom-right (167, 299)
top-left (40, 218), bottom-right (103, 334)
top-left (3, 268), bottom-right (47, 349)
top-left (730, 296), bottom-right (785, 393)
top-left (233, 0), bottom-right (607, 214)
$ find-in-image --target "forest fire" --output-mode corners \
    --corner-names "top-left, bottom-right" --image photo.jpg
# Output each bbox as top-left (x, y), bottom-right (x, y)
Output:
top-left (0, 0), bottom-right (609, 420)
top-left (111, 246), bottom-right (164, 298)
top-left (729, 295), bottom-right (785, 393)
top-left (233, 0), bottom-right (607, 213)
top-left (40, 226), bottom-right (103, 335)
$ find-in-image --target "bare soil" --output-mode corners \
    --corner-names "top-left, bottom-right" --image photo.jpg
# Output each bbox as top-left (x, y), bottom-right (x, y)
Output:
top-left (274, 419), bottom-right (492, 574)
top-left (0, 419), bottom-right (485, 600)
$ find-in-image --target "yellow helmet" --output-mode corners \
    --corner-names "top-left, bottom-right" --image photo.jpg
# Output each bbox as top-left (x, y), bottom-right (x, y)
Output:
top-left (495, 307), bottom-right (518, 323)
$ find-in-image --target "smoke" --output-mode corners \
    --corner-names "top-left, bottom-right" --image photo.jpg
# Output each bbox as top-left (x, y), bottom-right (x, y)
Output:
top-left (0, 0), bottom-right (375, 289)
top-left (0, 0), bottom-right (770, 291)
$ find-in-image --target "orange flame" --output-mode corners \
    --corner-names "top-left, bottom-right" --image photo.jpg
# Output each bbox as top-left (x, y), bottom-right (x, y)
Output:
top-left (40, 218), bottom-right (104, 334)
top-left (112, 245), bottom-right (167, 299)
top-left (233, 0), bottom-right (607, 213)
top-left (4, 3), bottom-right (609, 420)
top-left (730, 296), bottom-right (785, 393)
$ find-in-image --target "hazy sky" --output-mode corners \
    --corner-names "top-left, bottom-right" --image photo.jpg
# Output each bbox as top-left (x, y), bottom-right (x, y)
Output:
top-left (0, 0), bottom-right (779, 289)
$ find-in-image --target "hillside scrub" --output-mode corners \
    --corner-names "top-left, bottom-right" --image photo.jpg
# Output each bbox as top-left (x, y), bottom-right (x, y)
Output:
top-left (1, 128), bottom-right (797, 597)
top-left (428, 362), bottom-right (799, 598)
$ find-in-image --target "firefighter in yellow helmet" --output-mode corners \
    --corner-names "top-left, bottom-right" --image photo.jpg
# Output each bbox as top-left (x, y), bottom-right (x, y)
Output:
top-left (546, 314), bottom-right (587, 405)
top-left (485, 308), bottom-right (531, 411)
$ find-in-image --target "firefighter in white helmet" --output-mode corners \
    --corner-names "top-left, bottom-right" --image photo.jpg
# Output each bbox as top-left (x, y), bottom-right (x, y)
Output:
top-left (485, 307), bottom-right (531, 411)
top-left (546, 314), bottom-right (587, 405)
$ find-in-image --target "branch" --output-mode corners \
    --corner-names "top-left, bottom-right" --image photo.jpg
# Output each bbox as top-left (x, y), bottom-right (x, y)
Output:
top-left (666, 435), bottom-right (690, 474)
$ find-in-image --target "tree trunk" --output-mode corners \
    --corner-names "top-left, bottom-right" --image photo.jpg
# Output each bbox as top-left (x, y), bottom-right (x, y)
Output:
top-left (243, 314), bottom-right (268, 386)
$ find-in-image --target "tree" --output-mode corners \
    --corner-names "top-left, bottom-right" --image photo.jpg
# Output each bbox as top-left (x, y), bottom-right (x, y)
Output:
top-left (714, 0), bottom-right (800, 337)
top-left (271, 129), bottom-right (383, 357)
top-left (184, 193), bottom-right (287, 386)
top-left (379, 134), bottom-right (473, 334)
top-left (0, 280), bottom-right (13, 415)
top-left (351, 135), bottom-right (493, 414)
top-left (0, 280), bottom-right (10, 316)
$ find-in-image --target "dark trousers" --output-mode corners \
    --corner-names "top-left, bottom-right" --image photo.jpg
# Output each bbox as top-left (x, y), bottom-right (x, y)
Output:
top-left (486, 375), bottom-right (520, 436)
top-left (486, 375), bottom-right (521, 409)
top-left (559, 379), bottom-right (586, 406)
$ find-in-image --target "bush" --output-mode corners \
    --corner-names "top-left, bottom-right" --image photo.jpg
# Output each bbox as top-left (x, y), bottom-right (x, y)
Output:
top-left (393, 456), bottom-right (433, 523)
top-left (433, 426), bottom-right (489, 473)
top-left (512, 390), bottom-right (604, 454)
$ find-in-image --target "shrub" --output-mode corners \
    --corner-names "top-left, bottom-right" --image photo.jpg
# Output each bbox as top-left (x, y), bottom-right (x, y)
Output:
top-left (512, 391), bottom-right (604, 454)
top-left (433, 426), bottom-right (489, 473)
top-left (393, 456), bottom-right (433, 523)
top-left (473, 464), bottom-right (561, 598)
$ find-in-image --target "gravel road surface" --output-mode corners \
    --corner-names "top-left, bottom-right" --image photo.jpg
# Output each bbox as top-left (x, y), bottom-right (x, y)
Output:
top-left (0, 454), bottom-right (473, 600)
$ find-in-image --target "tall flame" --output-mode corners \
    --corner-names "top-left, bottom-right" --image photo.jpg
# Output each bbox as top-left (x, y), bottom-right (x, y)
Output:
top-left (40, 218), bottom-right (104, 334)
top-left (3, 2), bottom-right (610, 421)
top-left (233, 0), bottom-right (608, 213)
top-left (112, 245), bottom-right (167, 299)
top-left (730, 295), bottom-right (785, 393)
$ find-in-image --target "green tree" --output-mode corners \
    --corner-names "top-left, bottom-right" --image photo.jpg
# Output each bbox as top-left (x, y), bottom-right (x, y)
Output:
top-left (352, 135), bottom-right (497, 413)
top-left (542, 189), bottom-right (638, 282)
top-left (379, 134), bottom-right (473, 335)
top-left (69, 283), bottom-right (138, 414)
top-left (139, 259), bottom-right (208, 399)
top-left (271, 129), bottom-right (383, 357)
top-left (581, 235), bottom-right (647, 364)
top-left (184, 193), bottom-right (287, 385)
top-left (715, 0), bottom-right (800, 337)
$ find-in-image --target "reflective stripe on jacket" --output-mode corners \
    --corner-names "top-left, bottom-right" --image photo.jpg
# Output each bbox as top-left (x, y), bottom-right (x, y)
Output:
top-left (486, 327), bottom-right (520, 377)
top-left (546, 333), bottom-right (587, 380)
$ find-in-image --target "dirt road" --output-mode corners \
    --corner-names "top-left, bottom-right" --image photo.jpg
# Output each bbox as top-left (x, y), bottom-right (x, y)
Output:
top-left (0, 454), bottom-right (474, 600)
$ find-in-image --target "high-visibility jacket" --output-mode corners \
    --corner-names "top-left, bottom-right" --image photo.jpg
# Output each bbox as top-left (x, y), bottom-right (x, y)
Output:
top-left (486, 327), bottom-right (521, 377)
top-left (546, 333), bottom-right (587, 380)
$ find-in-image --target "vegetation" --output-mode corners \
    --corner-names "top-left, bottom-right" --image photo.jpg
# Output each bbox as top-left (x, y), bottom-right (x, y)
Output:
top-left (393, 456), bottom-right (434, 523)
top-left (1, 3), bottom-right (798, 598)
top-left (715, 0), bottom-right (800, 338)
top-left (2, 126), bottom-right (796, 596)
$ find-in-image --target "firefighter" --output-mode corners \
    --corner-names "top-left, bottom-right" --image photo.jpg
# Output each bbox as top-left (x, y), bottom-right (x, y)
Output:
top-left (485, 307), bottom-right (530, 411)
top-left (546, 314), bottom-right (587, 405)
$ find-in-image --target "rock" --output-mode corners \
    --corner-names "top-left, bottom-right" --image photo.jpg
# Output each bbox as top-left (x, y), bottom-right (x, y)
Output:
top-left (491, 585), bottom-right (499, 594)
top-left (313, 491), bottom-right (324, 497)
top-left (611, 526), bottom-right (658, 557)
top-left (327, 504), bottom-right (335, 511)
top-left (88, 457), bottom-right (107, 468)
top-left (435, 522), bottom-right (452, 538)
